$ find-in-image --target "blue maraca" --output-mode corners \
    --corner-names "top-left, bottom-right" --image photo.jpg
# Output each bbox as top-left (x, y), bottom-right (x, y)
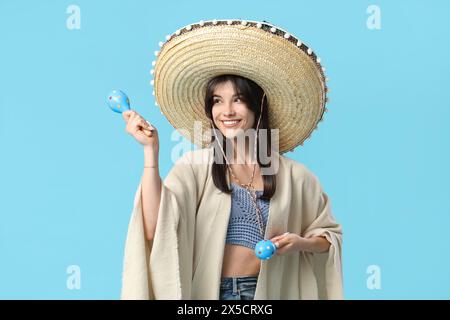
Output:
top-left (255, 239), bottom-right (277, 260)
top-left (107, 89), bottom-right (153, 136)
top-left (107, 89), bottom-right (131, 114)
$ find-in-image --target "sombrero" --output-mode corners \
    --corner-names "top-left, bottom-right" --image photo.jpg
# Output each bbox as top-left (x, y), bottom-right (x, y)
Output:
top-left (150, 19), bottom-right (329, 154)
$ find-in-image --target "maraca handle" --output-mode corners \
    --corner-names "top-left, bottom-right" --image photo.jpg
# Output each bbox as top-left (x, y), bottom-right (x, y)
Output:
top-left (141, 120), bottom-right (154, 137)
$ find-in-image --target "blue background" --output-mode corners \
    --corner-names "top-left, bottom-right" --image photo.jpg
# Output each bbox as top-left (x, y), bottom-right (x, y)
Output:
top-left (1, 0), bottom-right (449, 299)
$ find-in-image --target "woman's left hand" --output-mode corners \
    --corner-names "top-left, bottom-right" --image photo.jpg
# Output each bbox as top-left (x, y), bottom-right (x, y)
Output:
top-left (269, 232), bottom-right (309, 255)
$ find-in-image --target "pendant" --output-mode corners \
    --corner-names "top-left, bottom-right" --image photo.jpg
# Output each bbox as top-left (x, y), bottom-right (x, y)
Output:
top-left (255, 239), bottom-right (277, 260)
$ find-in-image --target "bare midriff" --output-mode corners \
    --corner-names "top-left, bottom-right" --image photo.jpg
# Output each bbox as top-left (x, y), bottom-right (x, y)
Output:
top-left (221, 244), bottom-right (261, 277)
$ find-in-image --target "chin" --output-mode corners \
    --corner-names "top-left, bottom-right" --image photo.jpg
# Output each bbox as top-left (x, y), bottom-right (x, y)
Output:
top-left (221, 127), bottom-right (248, 140)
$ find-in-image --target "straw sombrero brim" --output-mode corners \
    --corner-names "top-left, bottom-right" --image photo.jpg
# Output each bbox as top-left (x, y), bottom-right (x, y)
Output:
top-left (152, 20), bottom-right (329, 153)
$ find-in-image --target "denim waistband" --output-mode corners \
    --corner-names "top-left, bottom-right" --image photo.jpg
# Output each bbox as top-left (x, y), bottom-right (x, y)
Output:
top-left (220, 275), bottom-right (258, 284)
top-left (221, 275), bottom-right (258, 280)
top-left (219, 276), bottom-right (258, 298)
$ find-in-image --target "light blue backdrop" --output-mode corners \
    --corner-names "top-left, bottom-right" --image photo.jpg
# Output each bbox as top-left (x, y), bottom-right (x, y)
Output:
top-left (1, 0), bottom-right (449, 299)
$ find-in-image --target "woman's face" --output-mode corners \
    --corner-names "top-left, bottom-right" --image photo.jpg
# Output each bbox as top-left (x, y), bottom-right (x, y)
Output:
top-left (211, 81), bottom-right (255, 139)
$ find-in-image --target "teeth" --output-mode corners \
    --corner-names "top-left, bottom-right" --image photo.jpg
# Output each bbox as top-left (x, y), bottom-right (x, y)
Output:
top-left (223, 120), bottom-right (240, 125)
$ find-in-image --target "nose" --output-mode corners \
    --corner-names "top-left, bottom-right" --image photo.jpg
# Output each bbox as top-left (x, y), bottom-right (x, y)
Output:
top-left (223, 102), bottom-right (236, 117)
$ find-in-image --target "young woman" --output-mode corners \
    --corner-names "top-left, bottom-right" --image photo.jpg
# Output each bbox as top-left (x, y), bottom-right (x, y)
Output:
top-left (121, 20), bottom-right (343, 300)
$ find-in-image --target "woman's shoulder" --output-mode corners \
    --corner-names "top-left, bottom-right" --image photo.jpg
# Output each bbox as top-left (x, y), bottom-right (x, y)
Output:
top-left (177, 148), bottom-right (322, 185)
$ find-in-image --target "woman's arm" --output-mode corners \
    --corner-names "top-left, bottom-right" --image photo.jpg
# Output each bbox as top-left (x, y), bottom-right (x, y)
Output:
top-left (141, 146), bottom-right (162, 241)
top-left (271, 233), bottom-right (331, 255)
top-left (122, 110), bottom-right (162, 242)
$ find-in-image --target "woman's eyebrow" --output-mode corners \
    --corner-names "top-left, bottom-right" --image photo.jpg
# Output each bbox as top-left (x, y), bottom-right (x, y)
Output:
top-left (212, 94), bottom-right (241, 98)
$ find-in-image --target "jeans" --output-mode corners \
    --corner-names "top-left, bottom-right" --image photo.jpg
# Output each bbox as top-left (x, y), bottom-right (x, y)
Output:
top-left (219, 276), bottom-right (258, 300)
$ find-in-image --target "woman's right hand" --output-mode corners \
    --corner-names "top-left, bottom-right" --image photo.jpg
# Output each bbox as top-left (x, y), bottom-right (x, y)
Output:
top-left (123, 110), bottom-right (159, 150)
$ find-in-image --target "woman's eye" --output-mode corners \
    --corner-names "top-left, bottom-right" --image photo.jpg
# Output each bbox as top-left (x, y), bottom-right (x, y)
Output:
top-left (213, 99), bottom-right (220, 104)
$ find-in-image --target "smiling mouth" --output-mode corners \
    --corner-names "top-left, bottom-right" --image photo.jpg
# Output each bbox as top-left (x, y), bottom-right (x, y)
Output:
top-left (221, 120), bottom-right (241, 128)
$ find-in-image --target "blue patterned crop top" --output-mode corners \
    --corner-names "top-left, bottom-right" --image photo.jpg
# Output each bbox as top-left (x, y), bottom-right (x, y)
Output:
top-left (225, 183), bottom-right (270, 250)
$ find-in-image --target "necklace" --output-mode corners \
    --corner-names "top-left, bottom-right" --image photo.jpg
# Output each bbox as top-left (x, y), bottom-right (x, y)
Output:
top-left (210, 93), bottom-right (277, 260)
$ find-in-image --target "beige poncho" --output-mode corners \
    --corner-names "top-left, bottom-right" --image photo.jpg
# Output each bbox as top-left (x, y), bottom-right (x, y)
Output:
top-left (121, 147), bottom-right (343, 299)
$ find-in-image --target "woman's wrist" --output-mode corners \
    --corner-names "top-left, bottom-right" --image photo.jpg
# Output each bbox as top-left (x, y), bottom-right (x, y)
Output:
top-left (295, 236), bottom-right (311, 252)
top-left (144, 146), bottom-right (159, 168)
top-left (298, 236), bottom-right (330, 253)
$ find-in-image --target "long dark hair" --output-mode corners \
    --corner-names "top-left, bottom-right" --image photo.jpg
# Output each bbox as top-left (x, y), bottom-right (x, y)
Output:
top-left (204, 74), bottom-right (276, 200)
